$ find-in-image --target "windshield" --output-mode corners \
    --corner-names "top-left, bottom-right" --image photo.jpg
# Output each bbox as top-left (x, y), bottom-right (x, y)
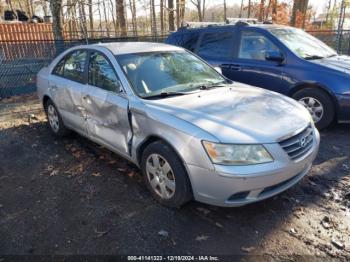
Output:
top-left (270, 28), bottom-right (337, 59)
top-left (116, 51), bottom-right (226, 98)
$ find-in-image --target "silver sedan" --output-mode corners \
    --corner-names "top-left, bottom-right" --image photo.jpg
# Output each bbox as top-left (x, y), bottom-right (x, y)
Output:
top-left (37, 42), bottom-right (320, 207)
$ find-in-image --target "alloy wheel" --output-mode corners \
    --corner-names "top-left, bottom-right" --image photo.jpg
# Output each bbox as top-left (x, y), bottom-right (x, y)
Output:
top-left (298, 97), bottom-right (324, 123)
top-left (146, 154), bottom-right (176, 199)
top-left (47, 104), bottom-right (60, 133)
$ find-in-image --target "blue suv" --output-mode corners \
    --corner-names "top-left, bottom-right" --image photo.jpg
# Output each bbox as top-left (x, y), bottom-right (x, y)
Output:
top-left (166, 23), bottom-right (350, 129)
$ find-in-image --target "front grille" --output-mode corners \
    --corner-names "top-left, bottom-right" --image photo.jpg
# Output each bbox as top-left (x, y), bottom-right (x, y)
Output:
top-left (279, 125), bottom-right (314, 160)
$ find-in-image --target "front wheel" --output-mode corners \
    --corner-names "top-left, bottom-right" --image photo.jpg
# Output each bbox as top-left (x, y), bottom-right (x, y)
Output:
top-left (141, 141), bottom-right (192, 208)
top-left (293, 88), bottom-right (335, 130)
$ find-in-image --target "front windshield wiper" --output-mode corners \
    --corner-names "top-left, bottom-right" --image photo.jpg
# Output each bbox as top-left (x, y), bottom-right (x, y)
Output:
top-left (143, 91), bottom-right (188, 99)
top-left (195, 81), bottom-right (228, 90)
top-left (304, 55), bottom-right (324, 60)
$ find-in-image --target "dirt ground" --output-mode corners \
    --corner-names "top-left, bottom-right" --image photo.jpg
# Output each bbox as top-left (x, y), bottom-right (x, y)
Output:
top-left (0, 94), bottom-right (349, 261)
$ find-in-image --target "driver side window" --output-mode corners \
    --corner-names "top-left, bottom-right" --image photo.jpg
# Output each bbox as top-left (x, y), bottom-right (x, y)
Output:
top-left (88, 52), bottom-right (121, 92)
top-left (238, 31), bottom-right (279, 60)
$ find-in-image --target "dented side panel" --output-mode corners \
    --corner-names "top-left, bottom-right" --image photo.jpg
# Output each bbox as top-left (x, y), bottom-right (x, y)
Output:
top-left (49, 75), bottom-right (86, 133)
top-left (82, 84), bottom-right (131, 155)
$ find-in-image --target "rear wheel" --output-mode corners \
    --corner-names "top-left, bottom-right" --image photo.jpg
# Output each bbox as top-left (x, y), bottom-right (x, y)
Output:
top-left (45, 99), bottom-right (70, 137)
top-left (141, 141), bottom-right (192, 208)
top-left (293, 88), bottom-right (335, 130)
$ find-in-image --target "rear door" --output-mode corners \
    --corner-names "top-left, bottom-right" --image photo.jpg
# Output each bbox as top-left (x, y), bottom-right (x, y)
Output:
top-left (82, 50), bottom-right (131, 156)
top-left (228, 28), bottom-right (287, 93)
top-left (49, 50), bottom-right (87, 133)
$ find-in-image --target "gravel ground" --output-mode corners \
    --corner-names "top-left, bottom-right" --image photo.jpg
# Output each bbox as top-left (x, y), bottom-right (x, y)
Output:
top-left (0, 94), bottom-right (349, 261)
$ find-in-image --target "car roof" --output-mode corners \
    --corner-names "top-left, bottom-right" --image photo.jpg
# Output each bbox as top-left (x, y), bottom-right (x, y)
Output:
top-left (90, 42), bottom-right (183, 55)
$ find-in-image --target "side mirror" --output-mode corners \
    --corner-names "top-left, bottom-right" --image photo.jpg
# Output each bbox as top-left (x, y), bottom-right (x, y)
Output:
top-left (265, 51), bottom-right (284, 63)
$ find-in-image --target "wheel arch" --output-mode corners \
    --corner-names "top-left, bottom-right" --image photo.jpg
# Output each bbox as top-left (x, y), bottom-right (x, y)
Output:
top-left (42, 95), bottom-right (52, 111)
top-left (289, 82), bottom-right (340, 115)
top-left (136, 135), bottom-right (186, 168)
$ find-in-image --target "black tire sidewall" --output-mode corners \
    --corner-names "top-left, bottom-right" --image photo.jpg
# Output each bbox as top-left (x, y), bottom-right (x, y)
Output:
top-left (293, 88), bottom-right (335, 130)
top-left (141, 141), bottom-right (192, 208)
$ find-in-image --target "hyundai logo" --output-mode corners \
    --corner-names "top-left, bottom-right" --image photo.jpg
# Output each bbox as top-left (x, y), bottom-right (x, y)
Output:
top-left (300, 137), bottom-right (307, 148)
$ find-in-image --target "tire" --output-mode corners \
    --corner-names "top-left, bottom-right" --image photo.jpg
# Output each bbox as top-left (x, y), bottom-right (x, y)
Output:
top-left (44, 99), bottom-right (70, 137)
top-left (141, 141), bottom-right (192, 208)
top-left (292, 88), bottom-right (335, 130)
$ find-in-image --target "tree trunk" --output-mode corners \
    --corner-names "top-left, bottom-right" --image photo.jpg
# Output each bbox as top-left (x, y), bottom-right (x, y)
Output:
top-left (176, 0), bottom-right (180, 28)
top-left (258, 0), bottom-right (265, 22)
top-left (248, 0), bottom-right (251, 18)
top-left (102, 0), bottom-right (110, 37)
top-left (271, 0), bottom-right (278, 22)
top-left (168, 0), bottom-right (175, 31)
top-left (116, 0), bottom-right (127, 36)
top-left (49, 0), bottom-right (63, 54)
top-left (150, 0), bottom-right (157, 36)
top-left (202, 0), bottom-right (206, 21)
top-left (223, 0), bottom-right (227, 22)
top-left (291, 0), bottom-right (309, 27)
top-left (160, 0), bottom-right (164, 34)
top-left (88, 0), bottom-right (93, 37)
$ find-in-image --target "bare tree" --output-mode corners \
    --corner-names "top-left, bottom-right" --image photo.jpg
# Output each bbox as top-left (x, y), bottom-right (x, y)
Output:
top-left (88, 0), bottom-right (93, 37)
top-left (150, 0), bottom-right (157, 35)
top-left (127, 0), bottom-right (137, 36)
top-left (49, 0), bottom-right (63, 53)
top-left (258, 0), bottom-right (265, 22)
top-left (248, 0), bottom-right (251, 18)
top-left (291, 0), bottom-right (309, 27)
top-left (223, 0), bottom-right (227, 21)
top-left (168, 0), bottom-right (175, 31)
top-left (160, 0), bottom-right (165, 34)
top-left (191, 0), bottom-right (206, 21)
top-left (102, 0), bottom-right (110, 36)
top-left (116, 0), bottom-right (127, 36)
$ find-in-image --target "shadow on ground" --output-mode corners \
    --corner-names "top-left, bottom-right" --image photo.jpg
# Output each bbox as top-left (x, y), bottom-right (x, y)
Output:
top-left (0, 111), bottom-right (349, 259)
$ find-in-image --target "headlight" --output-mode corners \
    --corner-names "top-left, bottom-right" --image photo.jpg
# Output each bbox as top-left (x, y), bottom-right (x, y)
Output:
top-left (202, 141), bottom-right (273, 165)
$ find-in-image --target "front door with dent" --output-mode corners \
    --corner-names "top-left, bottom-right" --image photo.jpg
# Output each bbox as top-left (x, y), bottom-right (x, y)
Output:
top-left (82, 51), bottom-right (131, 156)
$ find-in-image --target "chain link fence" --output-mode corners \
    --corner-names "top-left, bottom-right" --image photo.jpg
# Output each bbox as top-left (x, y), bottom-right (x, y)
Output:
top-left (0, 30), bottom-right (349, 98)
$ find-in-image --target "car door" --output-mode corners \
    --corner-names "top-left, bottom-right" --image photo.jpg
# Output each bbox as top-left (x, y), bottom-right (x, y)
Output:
top-left (195, 30), bottom-right (236, 73)
top-left (49, 50), bottom-right (88, 133)
top-left (82, 50), bottom-right (131, 156)
top-left (227, 29), bottom-right (288, 94)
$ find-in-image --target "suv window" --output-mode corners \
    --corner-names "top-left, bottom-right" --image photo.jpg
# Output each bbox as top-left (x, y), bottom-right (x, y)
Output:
top-left (238, 31), bottom-right (279, 60)
top-left (88, 52), bottom-right (120, 92)
top-left (63, 50), bottom-right (87, 82)
top-left (169, 32), bottom-right (199, 52)
top-left (197, 32), bottom-right (234, 58)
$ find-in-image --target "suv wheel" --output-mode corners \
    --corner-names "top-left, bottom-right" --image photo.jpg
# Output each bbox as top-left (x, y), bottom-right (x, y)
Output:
top-left (293, 88), bottom-right (335, 129)
top-left (141, 141), bottom-right (192, 208)
top-left (45, 99), bottom-right (70, 137)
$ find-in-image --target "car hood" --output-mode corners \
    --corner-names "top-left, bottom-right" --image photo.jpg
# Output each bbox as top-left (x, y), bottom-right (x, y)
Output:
top-left (144, 84), bottom-right (311, 144)
top-left (311, 55), bottom-right (350, 74)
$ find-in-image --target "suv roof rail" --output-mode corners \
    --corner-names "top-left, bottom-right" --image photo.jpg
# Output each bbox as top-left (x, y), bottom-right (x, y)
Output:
top-left (235, 21), bottom-right (250, 26)
top-left (179, 21), bottom-right (227, 29)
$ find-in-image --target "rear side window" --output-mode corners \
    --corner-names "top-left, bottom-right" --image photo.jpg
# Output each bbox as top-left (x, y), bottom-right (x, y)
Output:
top-left (63, 50), bottom-right (87, 83)
top-left (197, 32), bottom-right (234, 58)
top-left (167, 32), bottom-right (199, 52)
top-left (52, 58), bottom-right (65, 76)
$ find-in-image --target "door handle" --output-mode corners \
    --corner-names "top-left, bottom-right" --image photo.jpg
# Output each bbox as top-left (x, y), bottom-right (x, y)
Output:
top-left (50, 85), bottom-right (58, 91)
top-left (229, 64), bottom-right (242, 71)
top-left (83, 94), bottom-right (90, 100)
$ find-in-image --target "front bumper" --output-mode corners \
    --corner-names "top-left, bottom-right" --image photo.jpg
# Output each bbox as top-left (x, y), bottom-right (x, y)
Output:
top-left (186, 129), bottom-right (320, 207)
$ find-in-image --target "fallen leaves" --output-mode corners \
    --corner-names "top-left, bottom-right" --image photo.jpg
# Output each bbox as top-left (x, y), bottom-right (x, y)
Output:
top-left (195, 235), bottom-right (208, 241)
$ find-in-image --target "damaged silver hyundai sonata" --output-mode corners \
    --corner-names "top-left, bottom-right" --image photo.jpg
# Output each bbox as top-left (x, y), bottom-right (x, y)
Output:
top-left (37, 42), bottom-right (320, 207)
